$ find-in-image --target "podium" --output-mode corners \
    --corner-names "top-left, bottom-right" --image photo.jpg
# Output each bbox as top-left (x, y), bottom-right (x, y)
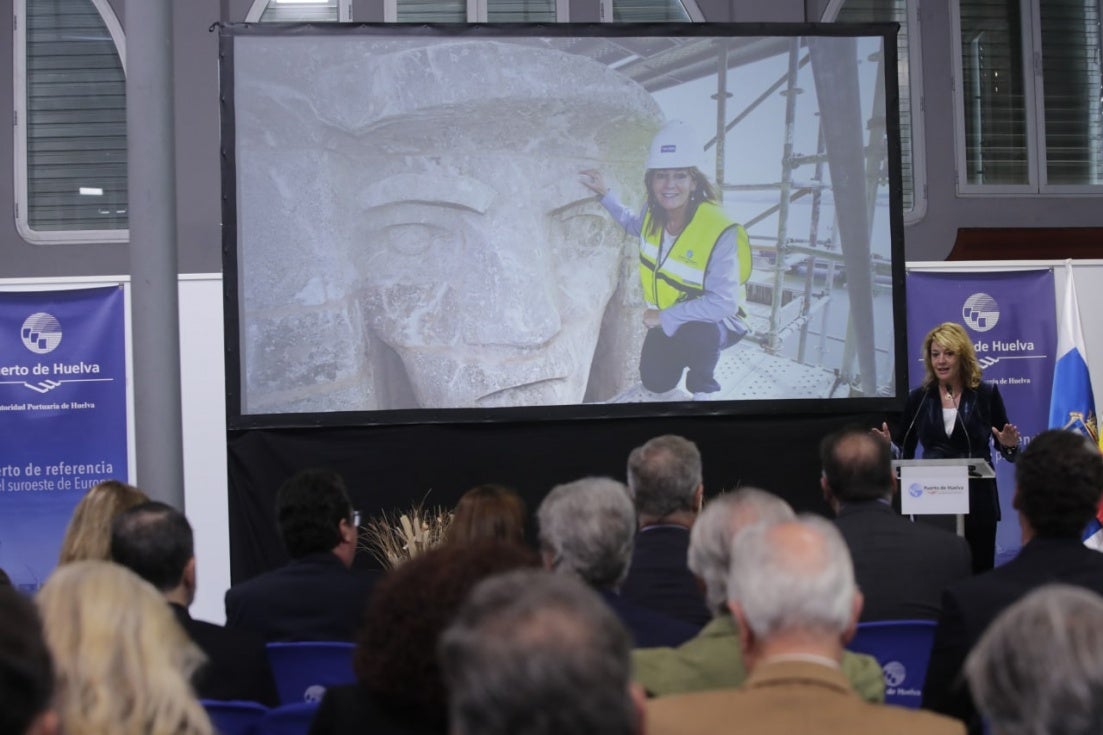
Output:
top-left (891, 458), bottom-right (994, 536)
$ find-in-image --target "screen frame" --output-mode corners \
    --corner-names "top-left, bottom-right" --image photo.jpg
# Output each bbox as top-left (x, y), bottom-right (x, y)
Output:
top-left (220, 20), bottom-right (908, 430)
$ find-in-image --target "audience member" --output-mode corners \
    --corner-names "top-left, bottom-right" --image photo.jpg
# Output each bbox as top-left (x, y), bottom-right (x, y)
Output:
top-left (538, 476), bottom-right (698, 647)
top-left (309, 541), bottom-right (539, 735)
top-left (822, 426), bottom-right (972, 620)
top-left (440, 569), bottom-right (645, 735)
top-left (111, 501), bottom-right (278, 705)
top-left (0, 586), bottom-right (58, 735)
top-left (225, 468), bottom-right (378, 641)
top-left (647, 516), bottom-right (964, 735)
top-left (621, 434), bottom-right (710, 627)
top-left (0, 566), bottom-right (11, 587)
top-left (633, 489), bottom-right (884, 701)
top-left (57, 479), bottom-right (148, 564)
top-left (923, 429), bottom-right (1103, 731)
top-left (964, 584), bottom-right (1103, 735)
top-left (36, 560), bottom-right (213, 735)
top-left (442, 484), bottom-right (527, 547)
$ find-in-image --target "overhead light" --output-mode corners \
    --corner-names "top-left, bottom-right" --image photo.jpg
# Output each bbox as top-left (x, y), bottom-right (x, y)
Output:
top-left (79, 187), bottom-right (104, 196)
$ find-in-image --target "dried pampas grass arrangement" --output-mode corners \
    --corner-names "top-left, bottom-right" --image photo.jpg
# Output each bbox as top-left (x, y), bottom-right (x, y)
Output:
top-left (359, 499), bottom-right (453, 569)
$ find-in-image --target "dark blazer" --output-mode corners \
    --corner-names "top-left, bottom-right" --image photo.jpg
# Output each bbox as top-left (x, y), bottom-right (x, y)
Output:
top-left (224, 552), bottom-right (379, 642)
top-left (922, 537), bottom-right (1103, 732)
top-left (835, 501), bottom-right (972, 621)
top-left (308, 684), bottom-right (443, 735)
top-left (599, 588), bottom-right (700, 648)
top-left (620, 525), bottom-right (711, 629)
top-left (171, 603), bottom-right (279, 706)
top-left (894, 382), bottom-right (1017, 522)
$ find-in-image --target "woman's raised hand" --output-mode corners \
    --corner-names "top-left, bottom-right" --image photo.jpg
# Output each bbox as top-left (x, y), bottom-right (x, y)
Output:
top-left (871, 422), bottom-right (892, 443)
top-left (579, 169), bottom-right (608, 197)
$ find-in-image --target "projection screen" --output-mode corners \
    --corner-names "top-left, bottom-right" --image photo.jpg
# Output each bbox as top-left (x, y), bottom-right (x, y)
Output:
top-left (222, 24), bottom-right (907, 427)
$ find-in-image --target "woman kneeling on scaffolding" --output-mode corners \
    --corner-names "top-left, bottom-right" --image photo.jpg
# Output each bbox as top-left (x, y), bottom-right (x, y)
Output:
top-left (582, 120), bottom-right (752, 401)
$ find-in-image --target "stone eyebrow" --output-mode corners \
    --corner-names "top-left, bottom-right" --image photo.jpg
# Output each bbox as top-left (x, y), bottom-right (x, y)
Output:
top-left (359, 173), bottom-right (496, 214)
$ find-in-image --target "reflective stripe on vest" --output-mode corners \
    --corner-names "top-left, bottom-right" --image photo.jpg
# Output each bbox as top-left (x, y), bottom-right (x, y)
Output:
top-left (638, 201), bottom-right (750, 310)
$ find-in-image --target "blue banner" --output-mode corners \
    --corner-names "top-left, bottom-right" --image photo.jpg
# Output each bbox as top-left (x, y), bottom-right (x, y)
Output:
top-left (905, 270), bottom-right (1056, 563)
top-left (0, 286), bottom-right (128, 591)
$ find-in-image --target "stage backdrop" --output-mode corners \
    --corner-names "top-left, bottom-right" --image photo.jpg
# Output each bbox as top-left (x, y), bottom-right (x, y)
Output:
top-left (905, 270), bottom-right (1056, 563)
top-left (0, 286), bottom-right (128, 591)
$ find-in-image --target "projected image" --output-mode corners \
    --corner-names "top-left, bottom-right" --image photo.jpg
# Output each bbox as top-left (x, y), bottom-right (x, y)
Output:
top-left (229, 30), bottom-right (900, 417)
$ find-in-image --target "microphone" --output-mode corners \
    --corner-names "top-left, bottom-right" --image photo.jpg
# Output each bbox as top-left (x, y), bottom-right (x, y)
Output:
top-left (899, 384), bottom-right (933, 457)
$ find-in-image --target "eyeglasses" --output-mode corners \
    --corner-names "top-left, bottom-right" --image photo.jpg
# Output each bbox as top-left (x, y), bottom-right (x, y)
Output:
top-left (351, 510), bottom-right (361, 527)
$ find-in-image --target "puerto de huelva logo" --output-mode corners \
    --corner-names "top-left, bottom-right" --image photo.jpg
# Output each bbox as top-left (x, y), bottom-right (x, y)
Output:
top-left (962, 293), bottom-right (1000, 333)
top-left (21, 312), bottom-right (63, 354)
top-left (1, 312), bottom-right (110, 397)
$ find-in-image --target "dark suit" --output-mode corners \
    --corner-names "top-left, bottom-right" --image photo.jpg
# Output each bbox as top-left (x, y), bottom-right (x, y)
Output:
top-left (598, 588), bottom-right (699, 648)
top-left (922, 537), bottom-right (1103, 732)
top-left (308, 684), bottom-right (442, 735)
top-left (172, 603), bottom-right (279, 706)
top-left (835, 501), bottom-right (972, 621)
top-left (893, 382), bottom-right (1018, 572)
top-left (620, 525), bottom-right (710, 628)
top-left (225, 552), bottom-right (379, 642)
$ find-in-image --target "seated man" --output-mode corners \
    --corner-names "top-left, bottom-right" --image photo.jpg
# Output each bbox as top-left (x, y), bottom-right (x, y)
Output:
top-left (965, 584), bottom-right (1103, 735)
top-left (538, 476), bottom-right (698, 648)
top-left (633, 489), bottom-right (884, 702)
top-left (225, 469), bottom-right (378, 641)
top-left (822, 426), bottom-right (972, 620)
top-left (111, 501), bottom-right (278, 705)
top-left (0, 587), bottom-right (58, 735)
top-left (620, 435), bottom-right (711, 627)
top-left (440, 569), bottom-right (645, 735)
top-left (647, 516), bottom-right (964, 735)
top-left (923, 430), bottom-right (1103, 731)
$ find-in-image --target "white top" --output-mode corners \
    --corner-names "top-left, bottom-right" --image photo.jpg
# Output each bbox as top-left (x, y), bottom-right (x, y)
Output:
top-left (942, 407), bottom-right (957, 436)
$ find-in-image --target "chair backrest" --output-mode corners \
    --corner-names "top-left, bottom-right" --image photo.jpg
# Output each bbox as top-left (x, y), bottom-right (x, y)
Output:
top-left (201, 699), bottom-right (269, 735)
top-left (847, 619), bottom-right (937, 709)
top-left (266, 641), bottom-right (356, 705)
top-left (257, 702), bottom-right (320, 735)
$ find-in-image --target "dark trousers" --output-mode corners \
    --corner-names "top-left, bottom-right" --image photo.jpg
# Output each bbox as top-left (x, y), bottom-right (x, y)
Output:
top-left (640, 321), bottom-right (738, 394)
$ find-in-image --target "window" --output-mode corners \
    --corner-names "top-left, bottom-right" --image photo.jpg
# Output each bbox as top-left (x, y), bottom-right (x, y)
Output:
top-left (605, 0), bottom-right (700, 21)
top-left (245, 0), bottom-right (351, 22)
top-left (824, 0), bottom-right (926, 221)
top-left (14, 0), bottom-right (128, 244)
top-left (952, 0), bottom-right (1103, 192)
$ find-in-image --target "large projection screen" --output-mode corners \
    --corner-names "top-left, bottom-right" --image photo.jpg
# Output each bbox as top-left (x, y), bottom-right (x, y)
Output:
top-left (222, 23), bottom-right (906, 427)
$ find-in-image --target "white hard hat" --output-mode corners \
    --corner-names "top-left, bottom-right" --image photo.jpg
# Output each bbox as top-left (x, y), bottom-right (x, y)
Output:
top-left (646, 120), bottom-right (702, 170)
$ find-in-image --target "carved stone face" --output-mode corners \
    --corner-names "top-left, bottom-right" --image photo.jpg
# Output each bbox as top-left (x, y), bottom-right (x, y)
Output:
top-left (237, 38), bottom-right (662, 412)
top-left (350, 117), bottom-right (645, 408)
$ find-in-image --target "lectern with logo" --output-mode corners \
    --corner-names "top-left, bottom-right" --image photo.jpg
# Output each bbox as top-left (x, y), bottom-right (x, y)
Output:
top-left (892, 458), bottom-right (995, 536)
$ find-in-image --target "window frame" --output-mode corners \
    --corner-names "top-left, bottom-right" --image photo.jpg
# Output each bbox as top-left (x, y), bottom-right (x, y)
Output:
top-left (13, 0), bottom-right (129, 245)
top-left (822, 0), bottom-right (927, 223)
top-left (380, 0), bottom-right (568, 22)
top-left (951, 0), bottom-right (1103, 195)
top-left (244, 0), bottom-right (353, 22)
top-left (598, 0), bottom-right (704, 22)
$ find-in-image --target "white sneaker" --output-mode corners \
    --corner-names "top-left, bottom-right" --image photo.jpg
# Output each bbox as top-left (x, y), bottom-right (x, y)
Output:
top-left (692, 392), bottom-right (715, 401)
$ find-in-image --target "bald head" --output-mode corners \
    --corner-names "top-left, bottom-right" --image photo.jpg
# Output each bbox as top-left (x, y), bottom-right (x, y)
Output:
top-left (728, 516), bottom-right (858, 639)
top-left (820, 427), bottom-right (893, 504)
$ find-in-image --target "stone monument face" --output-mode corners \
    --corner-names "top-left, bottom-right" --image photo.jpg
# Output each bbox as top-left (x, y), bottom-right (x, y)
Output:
top-left (236, 38), bottom-right (661, 412)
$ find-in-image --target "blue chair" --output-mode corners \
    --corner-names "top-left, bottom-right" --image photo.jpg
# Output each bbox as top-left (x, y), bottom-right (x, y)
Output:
top-left (201, 699), bottom-right (268, 735)
top-left (847, 619), bottom-right (937, 709)
top-left (257, 702), bottom-right (320, 735)
top-left (266, 642), bottom-right (356, 705)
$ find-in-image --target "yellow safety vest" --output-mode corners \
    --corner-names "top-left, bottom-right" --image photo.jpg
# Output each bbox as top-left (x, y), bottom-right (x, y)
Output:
top-left (639, 202), bottom-right (752, 310)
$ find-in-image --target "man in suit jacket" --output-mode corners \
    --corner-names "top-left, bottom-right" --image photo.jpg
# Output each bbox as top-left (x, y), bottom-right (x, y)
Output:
top-left (224, 469), bottom-right (378, 642)
top-left (634, 488), bottom-right (884, 702)
top-left (537, 477), bottom-right (699, 648)
top-left (922, 429), bottom-right (1103, 732)
top-left (647, 516), bottom-right (963, 735)
top-left (620, 435), bottom-right (711, 628)
top-left (822, 426), bottom-right (972, 621)
top-left (111, 501), bottom-right (279, 705)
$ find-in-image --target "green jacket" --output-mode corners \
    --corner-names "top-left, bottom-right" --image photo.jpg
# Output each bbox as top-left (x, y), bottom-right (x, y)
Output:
top-left (632, 613), bottom-right (885, 703)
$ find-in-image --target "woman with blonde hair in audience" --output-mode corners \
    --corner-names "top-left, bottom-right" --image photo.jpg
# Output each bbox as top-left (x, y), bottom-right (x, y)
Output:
top-left (36, 560), bottom-right (212, 735)
top-left (441, 484), bottom-right (528, 548)
top-left (57, 479), bottom-right (148, 564)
